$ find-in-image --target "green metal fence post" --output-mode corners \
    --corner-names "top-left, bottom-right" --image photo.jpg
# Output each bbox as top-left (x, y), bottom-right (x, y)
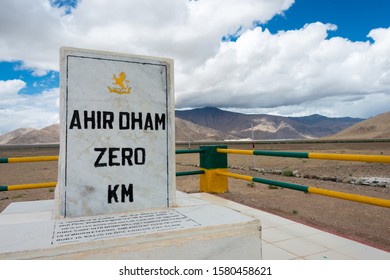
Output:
top-left (199, 145), bottom-right (228, 193)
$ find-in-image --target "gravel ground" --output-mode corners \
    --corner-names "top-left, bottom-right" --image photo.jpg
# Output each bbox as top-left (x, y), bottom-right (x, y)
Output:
top-left (1, 142), bottom-right (389, 252)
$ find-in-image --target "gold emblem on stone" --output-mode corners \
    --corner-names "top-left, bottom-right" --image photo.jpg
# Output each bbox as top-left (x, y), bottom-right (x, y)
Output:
top-left (108, 72), bottom-right (131, 94)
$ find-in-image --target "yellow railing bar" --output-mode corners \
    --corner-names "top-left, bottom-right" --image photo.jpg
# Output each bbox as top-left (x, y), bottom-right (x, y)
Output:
top-left (307, 187), bottom-right (390, 208)
top-left (308, 153), bottom-right (390, 163)
top-left (1, 182), bottom-right (57, 191)
top-left (217, 148), bottom-right (390, 163)
top-left (5, 156), bottom-right (59, 163)
top-left (217, 170), bottom-right (390, 208)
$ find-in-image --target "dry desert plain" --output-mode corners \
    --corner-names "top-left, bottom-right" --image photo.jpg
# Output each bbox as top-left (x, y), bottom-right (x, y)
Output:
top-left (0, 141), bottom-right (389, 252)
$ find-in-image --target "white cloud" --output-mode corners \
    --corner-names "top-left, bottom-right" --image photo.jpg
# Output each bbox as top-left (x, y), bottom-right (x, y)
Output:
top-left (0, 0), bottom-right (294, 71)
top-left (0, 0), bottom-right (63, 70)
top-left (234, 92), bottom-right (390, 119)
top-left (176, 23), bottom-right (390, 118)
top-left (0, 82), bottom-right (59, 134)
top-left (0, 0), bottom-right (390, 133)
top-left (0, 0), bottom-right (295, 133)
top-left (0, 79), bottom-right (26, 95)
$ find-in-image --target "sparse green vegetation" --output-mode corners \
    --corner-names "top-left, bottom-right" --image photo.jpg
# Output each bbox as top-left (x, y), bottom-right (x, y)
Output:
top-left (282, 168), bottom-right (294, 177)
top-left (268, 185), bottom-right (279, 190)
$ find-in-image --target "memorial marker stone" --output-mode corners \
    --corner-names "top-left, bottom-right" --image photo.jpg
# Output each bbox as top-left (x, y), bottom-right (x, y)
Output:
top-left (56, 47), bottom-right (175, 218)
top-left (0, 48), bottom-right (262, 260)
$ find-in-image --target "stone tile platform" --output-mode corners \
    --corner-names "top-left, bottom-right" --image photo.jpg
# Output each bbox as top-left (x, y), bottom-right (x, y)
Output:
top-left (190, 192), bottom-right (390, 260)
top-left (0, 191), bottom-right (388, 260)
top-left (0, 191), bottom-right (262, 259)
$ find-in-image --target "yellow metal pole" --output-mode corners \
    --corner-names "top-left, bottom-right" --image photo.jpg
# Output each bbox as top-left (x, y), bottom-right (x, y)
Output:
top-left (7, 156), bottom-right (59, 163)
top-left (7, 182), bottom-right (57, 191)
top-left (216, 148), bottom-right (253, 155)
top-left (308, 187), bottom-right (390, 208)
top-left (217, 171), bottom-right (253, 182)
top-left (308, 153), bottom-right (390, 163)
top-left (217, 148), bottom-right (390, 163)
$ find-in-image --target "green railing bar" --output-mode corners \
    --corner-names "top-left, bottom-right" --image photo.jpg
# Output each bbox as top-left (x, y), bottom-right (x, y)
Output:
top-left (175, 149), bottom-right (204, 154)
top-left (217, 148), bottom-right (309, 158)
top-left (176, 170), bottom-right (205, 177)
top-left (252, 177), bottom-right (309, 192)
top-left (253, 150), bottom-right (309, 158)
top-left (217, 171), bottom-right (310, 192)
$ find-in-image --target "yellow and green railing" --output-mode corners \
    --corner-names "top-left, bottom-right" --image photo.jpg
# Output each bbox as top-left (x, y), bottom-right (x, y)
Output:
top-left (216, 171), bottom-right (390, 208)
top-left (0, 182), bottom-right (57, 192)
top-left (180, 145), bottom-right (390, 208)
top-left (175, 148), bottom-right (205, 177)
top-left (216, 148), bottom-right (390, 163)
top-left (0, 156), bottom-right (59, 192)
top-left (0, 156), bottom-right (58, 164)
top-left (1, 146), bottom-right (390, 208)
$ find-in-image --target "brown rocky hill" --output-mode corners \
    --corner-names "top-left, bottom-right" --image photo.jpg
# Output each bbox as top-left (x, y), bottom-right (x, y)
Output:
top-left (176, 107), bottom-right (364, 140)
top-left (175, 118), bottom-right (237, 141)
top-left (0, 128), bottom-right (37, 144)
top-left (326, 111), bottom-right (390, 139)
top-left (0, 124), bottom-right (60, 144)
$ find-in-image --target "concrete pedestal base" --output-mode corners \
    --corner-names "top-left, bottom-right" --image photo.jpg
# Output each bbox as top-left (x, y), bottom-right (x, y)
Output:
top-left (0, 192), bottom-right (261, 259)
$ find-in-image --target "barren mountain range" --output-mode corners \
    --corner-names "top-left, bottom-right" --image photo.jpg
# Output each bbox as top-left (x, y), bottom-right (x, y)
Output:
top-left (176, 107), bottom-right (365, 140)
top-left (1, 108), bottom-right (389, 144)
top-left (325, 111), bottom-right (390, 140)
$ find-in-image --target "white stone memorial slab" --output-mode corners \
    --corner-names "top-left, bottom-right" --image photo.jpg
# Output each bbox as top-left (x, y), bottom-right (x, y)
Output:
top-left (56, 47), bottom-right (175, 218)
top-left (0, 192), bottom-right (262, 260)
top-left (51, 209), bottom-right (201, 245)
top-left (0, 48), bottom-right (262, 260)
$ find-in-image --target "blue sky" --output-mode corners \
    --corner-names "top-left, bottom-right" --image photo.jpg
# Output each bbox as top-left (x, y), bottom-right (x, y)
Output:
top-left (1, 61), bottom-right (59, 95)
top-left (1, 0), bottom-right (390, 134)
top-left (263, 0), bottom-right (389, 42)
